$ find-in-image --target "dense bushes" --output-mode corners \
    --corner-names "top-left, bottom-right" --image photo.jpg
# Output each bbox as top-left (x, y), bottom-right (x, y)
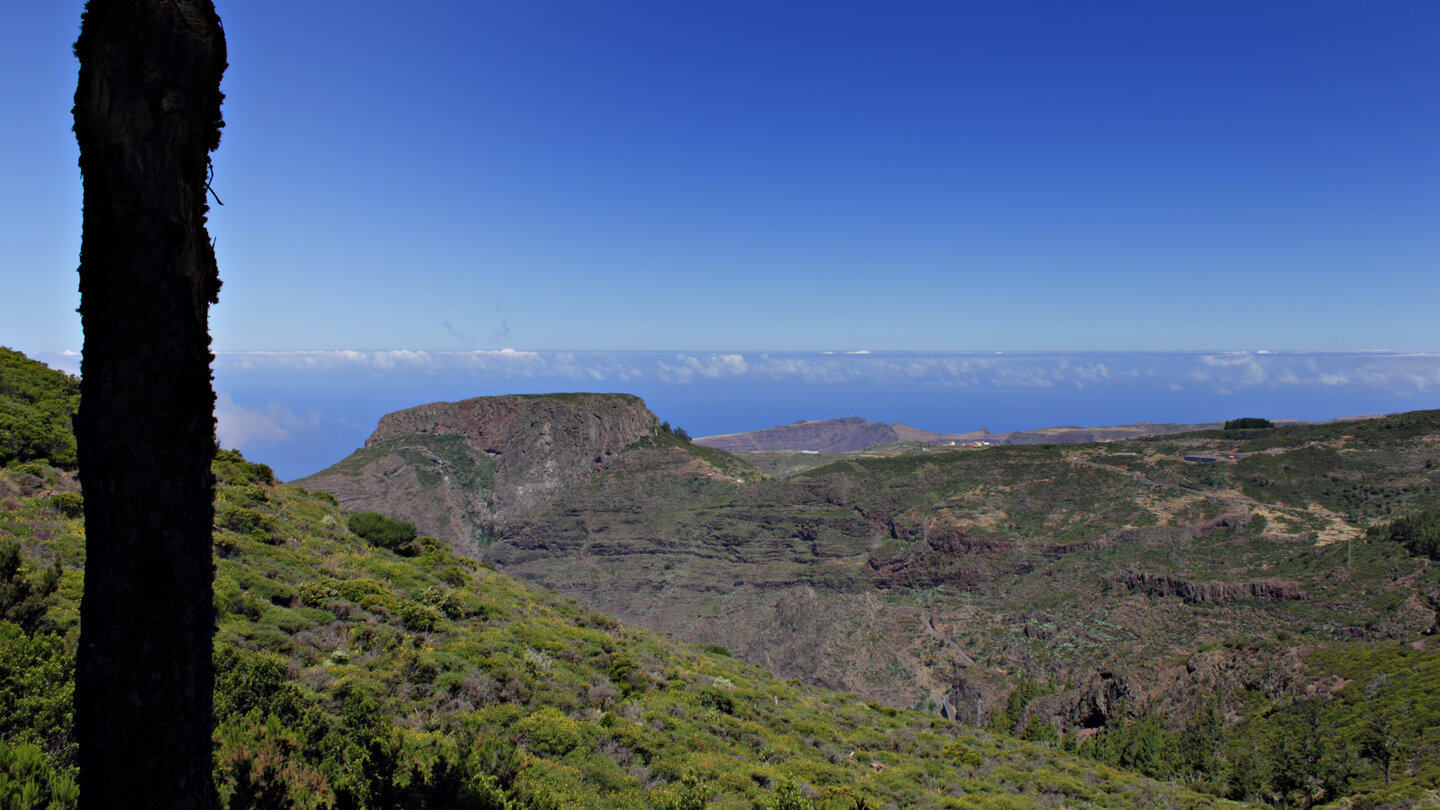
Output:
top-left (0, 622), bottom-right (75, 774)
top-left (1369, 509), bottom-right (1440, 560)
top-left (347, 511), bottom-right (417, 552)
top-left (0, 348), bottom-right (80, 469)
top-left (214, 448), bottom-right (276, 487)
top-left (1223, 417), bottom-right (1273, 430)
top-left (0, 740), bottom-right (78, 808)
top-left (0, 540), bottom-right (61, 633)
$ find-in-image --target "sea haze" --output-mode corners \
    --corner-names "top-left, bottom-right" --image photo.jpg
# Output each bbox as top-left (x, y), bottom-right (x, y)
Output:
top-left (47, 349), bottom-right (1437, 482)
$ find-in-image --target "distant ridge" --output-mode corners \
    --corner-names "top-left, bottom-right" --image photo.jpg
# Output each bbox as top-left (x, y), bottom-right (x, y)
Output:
top-left (694, 417), bottom-right (918, 452)
top-left (695, 417), bottom-right (1227, 452)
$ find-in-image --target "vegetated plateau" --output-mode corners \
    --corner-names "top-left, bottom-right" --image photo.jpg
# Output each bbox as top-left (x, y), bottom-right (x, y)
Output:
top-left (3, 345), bottom-right (1439, 808)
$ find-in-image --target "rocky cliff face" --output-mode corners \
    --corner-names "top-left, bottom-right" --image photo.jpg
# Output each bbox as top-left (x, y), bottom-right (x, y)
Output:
top-left (295, 393), bottom-right (659, 553)
top-left (369, 394), bottom-right (658, 518)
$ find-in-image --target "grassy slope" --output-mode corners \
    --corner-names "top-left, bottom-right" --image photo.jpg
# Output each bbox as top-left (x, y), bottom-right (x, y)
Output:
top-left (0, 455), bottom-right (1242, 809)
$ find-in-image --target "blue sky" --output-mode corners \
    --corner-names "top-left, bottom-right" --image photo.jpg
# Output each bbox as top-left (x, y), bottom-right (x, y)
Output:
top-left (3, 1), bottom-right (1438, 356)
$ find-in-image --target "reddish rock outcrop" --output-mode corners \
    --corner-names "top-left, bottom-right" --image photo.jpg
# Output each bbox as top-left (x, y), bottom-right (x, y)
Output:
top-left (866, 527), bottom-right (1011, 588)
top-left (297, 394), bottom-right (660, 553)
top-left (1021, 670), bottom-right (1131, 735)
top-left (369, 394), bottom-right (658, 519)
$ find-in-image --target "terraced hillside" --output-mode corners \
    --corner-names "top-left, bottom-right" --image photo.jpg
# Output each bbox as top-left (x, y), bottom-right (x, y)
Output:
top-left (1, 347), bottom-right (1254, 807)
top-left (482, 410), bottom-right (1440, 805)
top-left (293, 382), bottom-right (1440, 804)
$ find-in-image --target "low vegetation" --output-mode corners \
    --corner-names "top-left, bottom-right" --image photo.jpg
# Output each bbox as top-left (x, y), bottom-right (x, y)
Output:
top-left (0, 457), bottom-right (1236, 808)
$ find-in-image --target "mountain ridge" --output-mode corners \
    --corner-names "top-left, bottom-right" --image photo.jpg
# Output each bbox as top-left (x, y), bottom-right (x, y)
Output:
top-left (694, 416), bottom-right (1229, 453)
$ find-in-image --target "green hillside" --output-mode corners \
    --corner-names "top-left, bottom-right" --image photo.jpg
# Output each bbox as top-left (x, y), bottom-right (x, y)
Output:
top-left (0, 457), bottom-right (1240, 808)
top-left (0, 348), bottom-right (1247, 807)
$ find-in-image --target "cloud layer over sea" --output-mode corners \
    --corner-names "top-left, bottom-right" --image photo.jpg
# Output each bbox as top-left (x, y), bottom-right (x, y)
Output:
top-left (46, 350), bottom-right (1437, 481)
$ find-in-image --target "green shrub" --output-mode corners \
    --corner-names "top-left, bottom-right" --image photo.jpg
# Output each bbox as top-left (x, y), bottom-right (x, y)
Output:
top-left (216, 504), bottom-right (279, 542)
top-left (756, 779), bottom-right (814, 810)
top-left (0, 622), bottom-right (75, 768)
top-left (418, 585), bottom-right (471, 618)
top-left (333, 578), bottom-right (400, 614)
top-left (213, 448), bottom-right (276, 486)
top-left (648, 771), bottom-right (710, 810)
top-left (0, 740), bottom-right (78, 809)
top-left (48, 492), bottom-right (82, 519)
top-left (396, 600), bottom-right (442, 631)
top-left (515, 706), bottom-right (585, 756)
top-left (296, 580), bottom-right (336, 607)
top-left (605, 653), bottom-right (650, 696)
top-left (347, 511), bottom-right (417, 552)
top-left (696, 687), bottom-right (735, 715)
top-left (213, 644), bottom-right (304, 721)
top-left (943, 741), bottom-right (985, 768)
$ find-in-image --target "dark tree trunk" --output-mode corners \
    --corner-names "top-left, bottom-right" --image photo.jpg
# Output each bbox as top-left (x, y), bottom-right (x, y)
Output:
top-left (73, 1), bottom-right (226, 805)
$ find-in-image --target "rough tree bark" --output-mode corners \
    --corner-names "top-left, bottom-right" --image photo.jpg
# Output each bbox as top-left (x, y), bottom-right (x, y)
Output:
top-left (73, 0), bottom-right (226, 805)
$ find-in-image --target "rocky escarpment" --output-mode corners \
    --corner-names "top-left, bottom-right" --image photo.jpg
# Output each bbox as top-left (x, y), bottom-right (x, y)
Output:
top-left (370, 394), bottom-right (658, 517)
top-left (1019, 670), bottom-right (1131, 735)
top-left (1116, 571), bottom-right (1303, 604)
top-left (866, 528), bottom-right (1014, 589)
top-left (296, 394), bottom-right (659, 553)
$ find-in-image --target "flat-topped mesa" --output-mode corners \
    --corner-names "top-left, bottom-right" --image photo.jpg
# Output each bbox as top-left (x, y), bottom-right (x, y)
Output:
top-left (295, 393), bottom-right (661, 554)
top-left (370, 393), bottom-right (651, 451)
top-left (370, 393), bottom-right (659, 516)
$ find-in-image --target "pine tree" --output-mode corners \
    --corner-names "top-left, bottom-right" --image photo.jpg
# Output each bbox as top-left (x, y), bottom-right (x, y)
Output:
top-left (72, 0), bottom-right (227, 804)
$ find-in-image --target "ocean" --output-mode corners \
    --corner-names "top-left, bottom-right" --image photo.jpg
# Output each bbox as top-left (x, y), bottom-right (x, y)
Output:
top-left (64, 349), bottom-right (1435, 482)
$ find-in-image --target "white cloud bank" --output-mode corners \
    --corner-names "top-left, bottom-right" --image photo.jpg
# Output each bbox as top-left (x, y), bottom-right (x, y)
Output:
top-left (213, 350), bottom-right (1440, 396)
top-left (215, 393), bottom-right (320, 448)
